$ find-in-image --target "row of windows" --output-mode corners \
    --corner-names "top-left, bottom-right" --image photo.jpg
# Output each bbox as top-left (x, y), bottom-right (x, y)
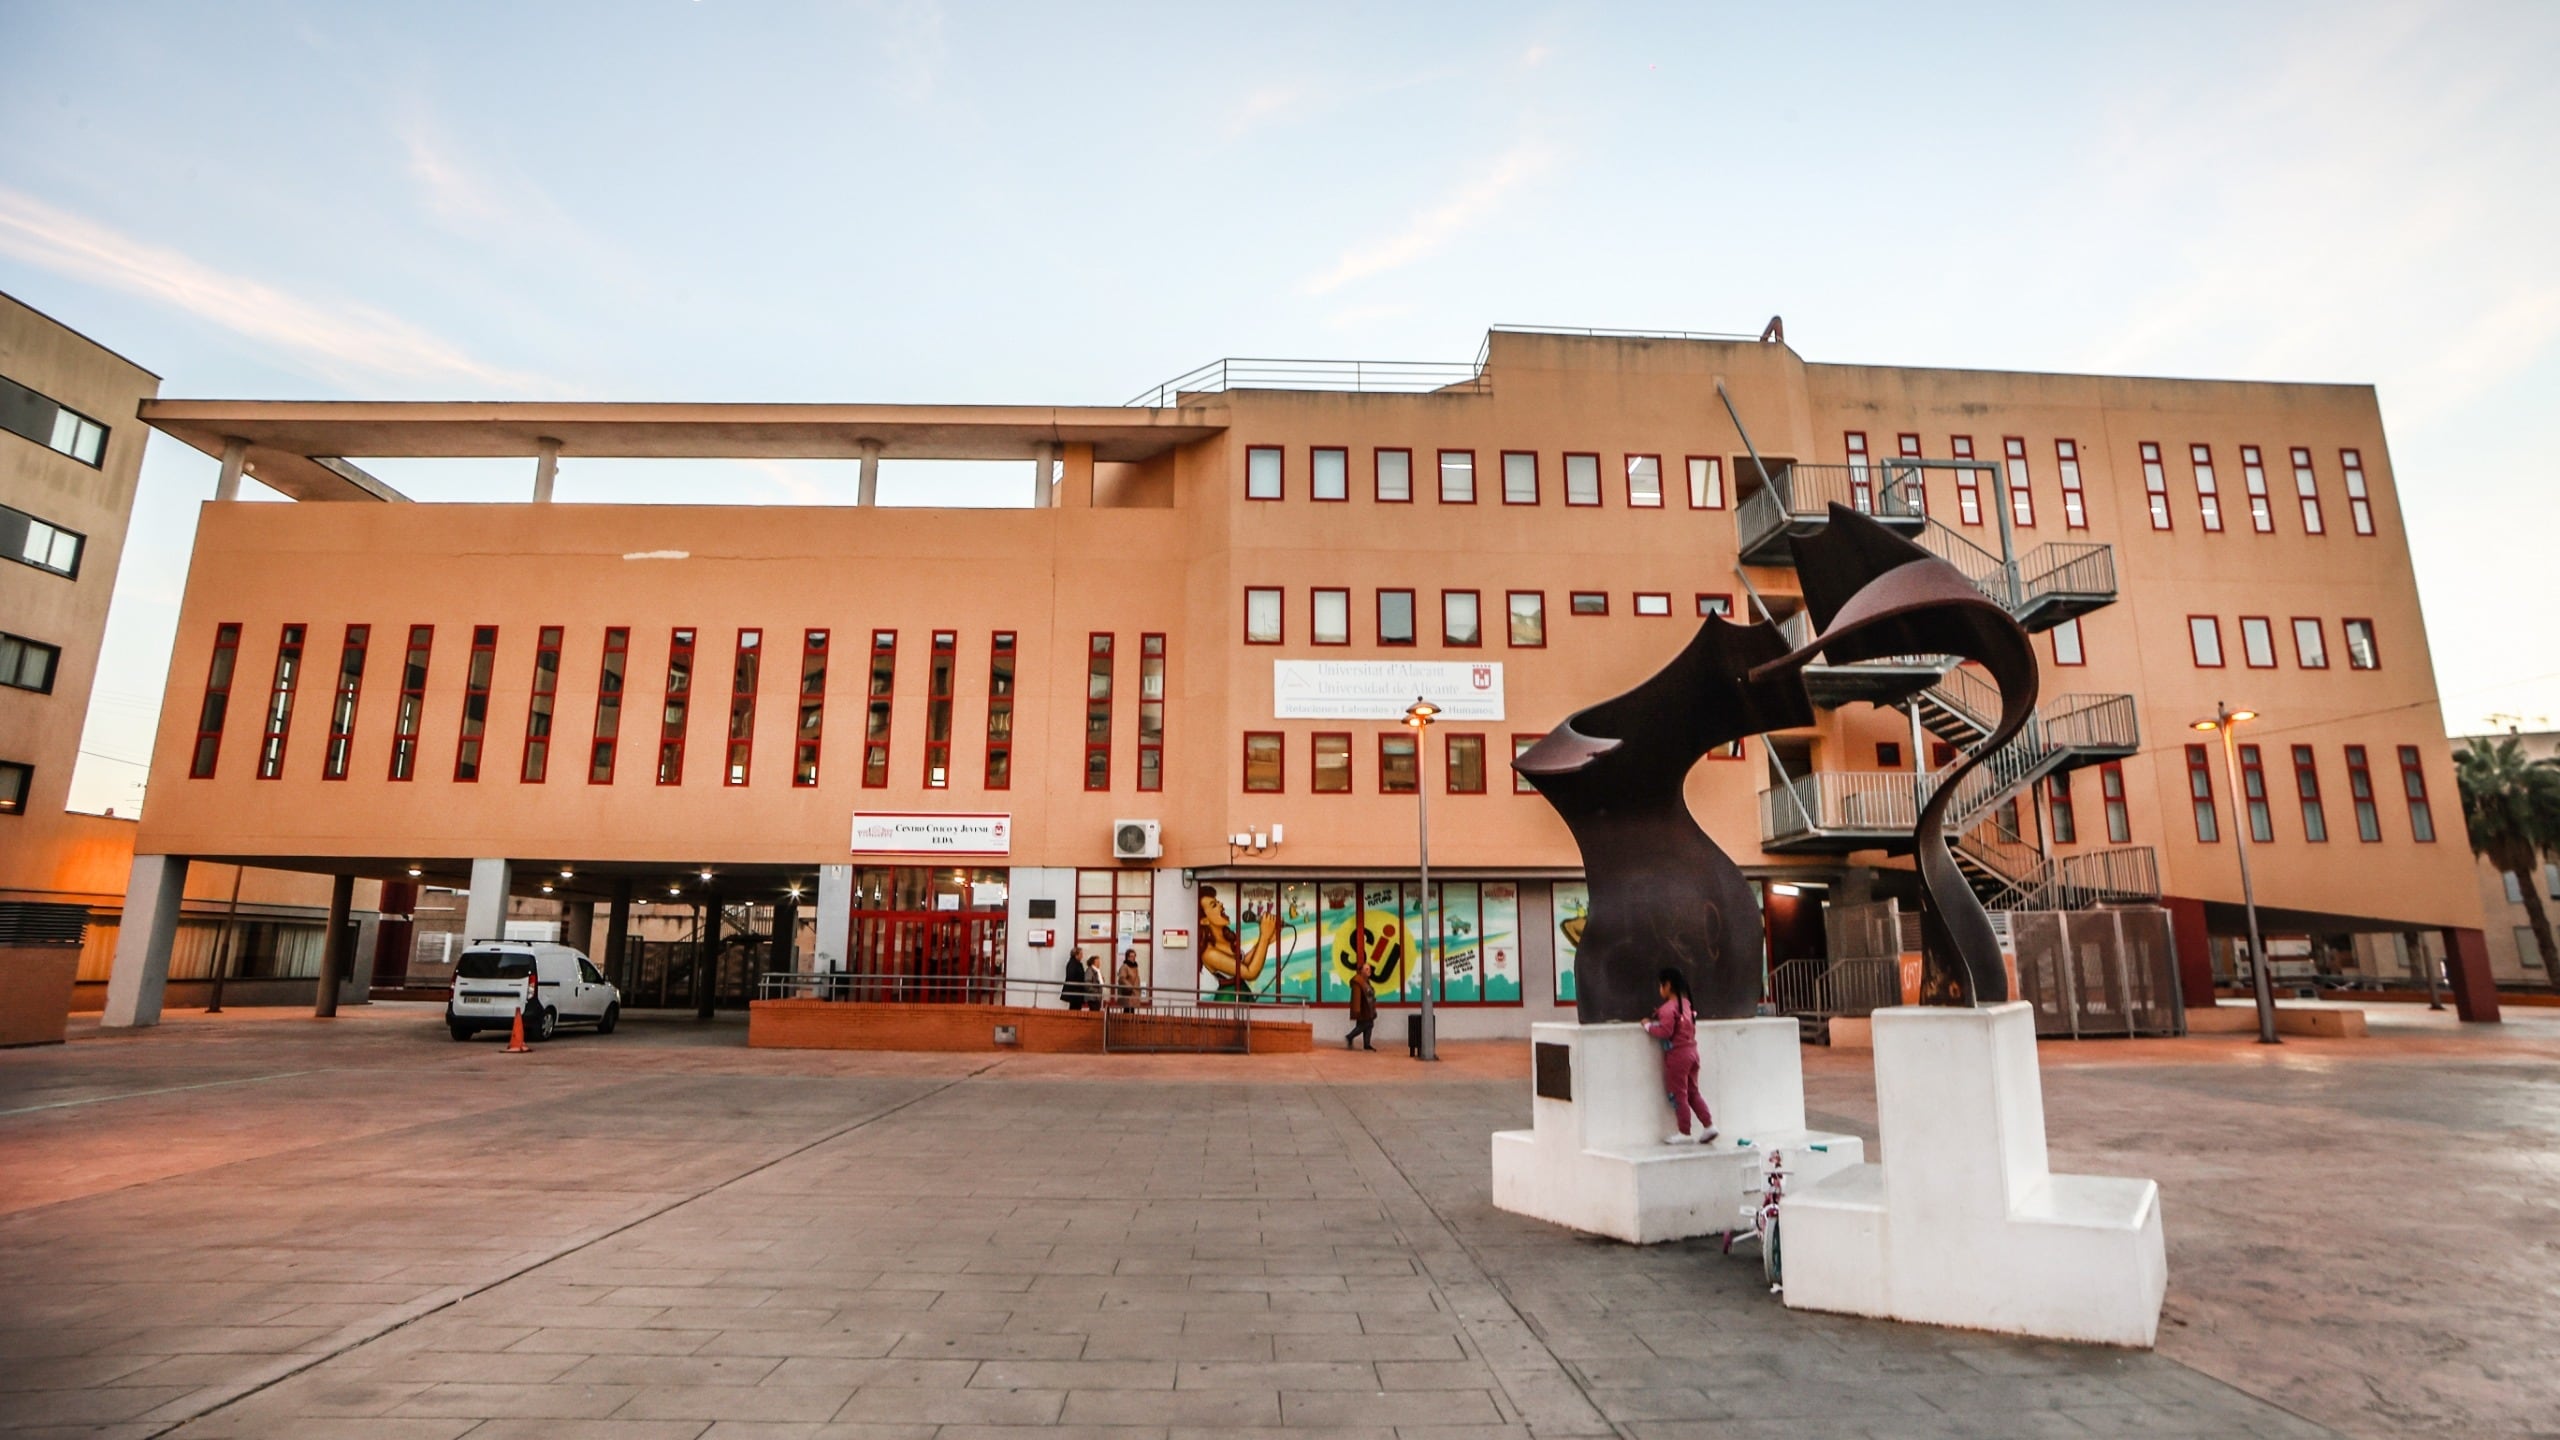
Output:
top-left (0, 501), bottom-right (85, 579)
top-left (2502, 864), bottom-right (2560, 905)
top-left (2136, 442), bottom-right (2376, 537)
top-left (1242, 730), bottom-right (1558, 796)
top-left (2180, 742), bottom-right (2435, 845)
top-left (2186, 616), bottom-right (2382, 671)
top-left (185, 623), bottom-right (1163, 794)
top-left (0, 372), bottom-right (109, 467)
top-left (1241, 587), bottom-right (1733, 647)
top-left (1244, 446), bottom-right (1726, 509)
top-left (0, 631), bottom-right (61, 694)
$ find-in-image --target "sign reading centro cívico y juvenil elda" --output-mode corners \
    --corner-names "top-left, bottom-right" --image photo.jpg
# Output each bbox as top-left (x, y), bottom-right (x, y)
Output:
top-left (1272, 660), bottom-right (1505, 721)
top-left (850, 812), bottom-right (1011, 855)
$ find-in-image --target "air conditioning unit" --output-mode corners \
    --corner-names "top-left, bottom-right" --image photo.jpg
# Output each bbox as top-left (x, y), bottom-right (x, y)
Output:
top-left (1113, 819), bottom-right (1163, 861)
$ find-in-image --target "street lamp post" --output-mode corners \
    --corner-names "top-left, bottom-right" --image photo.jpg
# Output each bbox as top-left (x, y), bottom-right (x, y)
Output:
top-left (2192, 704), bottom-right (2277, 1045)
top-left (1403, 697), bottom-right (1440, 1061)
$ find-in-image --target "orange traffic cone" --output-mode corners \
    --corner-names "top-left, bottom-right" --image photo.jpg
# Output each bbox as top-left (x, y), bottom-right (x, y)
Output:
top-left (503, 990), bottom-right (532, 1053)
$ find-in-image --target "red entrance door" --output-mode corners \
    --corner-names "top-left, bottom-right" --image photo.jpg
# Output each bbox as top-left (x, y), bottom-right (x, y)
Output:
top-left (845, 912), bottom-right (1008, 1002)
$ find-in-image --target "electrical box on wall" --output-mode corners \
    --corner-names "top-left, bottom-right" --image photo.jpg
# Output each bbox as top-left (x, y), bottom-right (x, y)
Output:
top-left (1113, 819), bottom-right (1162, 860)
top-left (1025, 928), bottom-right (1056, 948)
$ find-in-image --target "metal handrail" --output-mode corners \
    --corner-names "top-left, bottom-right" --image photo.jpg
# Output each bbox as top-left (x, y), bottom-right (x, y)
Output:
top-left (1126, 357), bottom-right (1487, 409)
top-left (1761, 770), bottom-right (1920, 839)
top-left (1914, 516), bottom-right (2016, 604)
top-left (1770, 956), bottom-right (1903, 1020)
top-left (2041, 693), bottom-right (2138, 752)
top-left (755, 970), bottom-right (1311, 1016)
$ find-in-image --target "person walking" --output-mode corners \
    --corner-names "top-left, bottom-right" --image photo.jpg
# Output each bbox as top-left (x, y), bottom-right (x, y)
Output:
top-left (1062, 952), bottom-right (1089, 1011)
top-left (1645, 967), bottom-right (1716, 1145)
top-left (1345, 960), bottom-right (1378, 1051)
top-left (1115, 949), bottom-right (1141, 1014)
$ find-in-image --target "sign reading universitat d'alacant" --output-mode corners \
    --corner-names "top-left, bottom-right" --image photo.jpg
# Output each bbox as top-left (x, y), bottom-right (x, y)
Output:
top-left (1272, 661), bottom-right (1505, 721)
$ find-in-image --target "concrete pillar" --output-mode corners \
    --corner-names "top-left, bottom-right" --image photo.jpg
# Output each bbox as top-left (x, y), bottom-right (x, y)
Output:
top-left (1031, 441), bottom-right (1055, 508)
top-left (214, 438), bottom-right (247, 502)
top-left (313, 873), bottom-right (355, 1017)
top-left (815, 864), bottom-right (854, 975)
top-left (465, 858), bottom-right (513, 942)
top-left (348, 912), bottom-right (381, 1002)
top-left (2163, 895), bottom-right (2216, 1008)
top-left (603, 880), bottom-right (633, 984)
top-left (857, 440), bottom-right (882, 507)
top-left (564, 900), bottom-right (597, 956)
top-left (1062, 441), bottom-right (1094, 509)
top-left (103, 854), bottom-right (190, 1028)
top-left (2439, 927), bottom-right (2502, 1023)
top-left (532, 438), bottom-right (560, 503)
top-left (696, 891), bottom-right (722, 1019)
top-left (772, 893), bottom-right (800, 972)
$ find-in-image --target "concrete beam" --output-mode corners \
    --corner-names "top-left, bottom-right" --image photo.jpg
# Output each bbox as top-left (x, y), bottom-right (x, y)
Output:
top-left (102, 855), bottom-right (189, 1028)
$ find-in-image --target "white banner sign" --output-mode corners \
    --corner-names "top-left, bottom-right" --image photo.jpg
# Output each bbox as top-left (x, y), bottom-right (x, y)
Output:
top-left (1273, 660), bottom-right (1505, 721)
top-left (850, 812), bottom-right (1012, 855)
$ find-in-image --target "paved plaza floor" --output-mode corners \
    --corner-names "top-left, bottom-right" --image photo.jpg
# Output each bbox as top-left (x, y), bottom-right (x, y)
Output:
top-left (1, 1003), bottom-right (2555, 1440)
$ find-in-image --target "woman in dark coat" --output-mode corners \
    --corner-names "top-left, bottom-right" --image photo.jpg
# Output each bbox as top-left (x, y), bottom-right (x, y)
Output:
top-left (1346, 960), bottom-right (1378, 1051)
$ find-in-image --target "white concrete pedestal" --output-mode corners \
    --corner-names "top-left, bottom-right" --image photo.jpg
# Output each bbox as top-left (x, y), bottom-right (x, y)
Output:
top-left (1491, 1019), bottom-right (1863, 1244)
top-left (1781, 1003), bottom-right (2167, 1346)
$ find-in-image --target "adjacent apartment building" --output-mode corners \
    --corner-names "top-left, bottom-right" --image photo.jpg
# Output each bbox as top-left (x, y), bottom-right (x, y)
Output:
top-left (97, 325), bottom-right (2497, 1034)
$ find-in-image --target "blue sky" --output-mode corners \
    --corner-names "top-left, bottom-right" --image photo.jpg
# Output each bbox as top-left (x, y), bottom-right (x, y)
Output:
top-left (4, 1), bottom-right (2555, 815)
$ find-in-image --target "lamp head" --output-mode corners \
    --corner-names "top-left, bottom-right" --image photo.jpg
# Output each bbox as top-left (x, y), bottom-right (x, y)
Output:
top-left (1403, 697), bottom-right (1441, 728)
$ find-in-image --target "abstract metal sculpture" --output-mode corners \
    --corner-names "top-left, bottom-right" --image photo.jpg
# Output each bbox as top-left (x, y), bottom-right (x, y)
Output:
top-left (1515, 504), bottom-right (2036, 1022)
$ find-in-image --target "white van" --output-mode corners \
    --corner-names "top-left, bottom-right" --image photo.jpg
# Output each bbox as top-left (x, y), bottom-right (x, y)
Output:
top-left (446, 941), bottom-right (621, 1042)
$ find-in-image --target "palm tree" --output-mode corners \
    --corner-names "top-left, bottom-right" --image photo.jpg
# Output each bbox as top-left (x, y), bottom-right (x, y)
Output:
top-left (2455, 735), bottom-right (2560, 975)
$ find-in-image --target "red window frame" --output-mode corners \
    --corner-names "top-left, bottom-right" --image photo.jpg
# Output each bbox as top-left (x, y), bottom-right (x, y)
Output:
top-left (2342, 618), bottom-right (2379, 670)
top-left (1696, 593), bottom-right (1733, 620)
top-left (256, 623), bottom-right (307, 781)
top-left (391, 624), bottom-right (435, 783)
top-left (1082, 632), bottom-right (1112, 792)
top-left (1311, 587), bottom-right (1351, 646)
top-left (1445, 732), bottom-right (1486, 794)
top-left (1562, 451), bottom-right (1602, 506)
top-left (1311, 731), bottom-right (1352, 793)
top-left (187, 622), bottom-right (244, 779)
top-left (2186, 743), bottom-right (2221, 842)
top-left (1623, 453), bottom-right (1664, 508)
top-left (1245, 444), bottom-right (1283, 501)
top-left (2100, 761), bottom-right (2131, 843)
top-left (518, 625), bottom-right (561, 783)
top-left (1512, 733), bottom-right (1542, 793)
top-left (1242, 731), bottom-right (1284, 793)
top-left (1244, 586), bottom-right (1284, 645)
top-left (324, 623), bottom-right (369, 782)
top-left (983, 630), bottom-right (1014, 790)
top-left (2140, 442), bottom-right (2172, 530)
top-left (2189, 615), bottom-right (2224, 668)
top-left (2050, 616), bottom-right (2085, 667)
top-left (2191, 443), bottom-right (2223, 532)
top-left (451, 624), bottom-right (496, 781)
top-left (2293, 745), bottom-right (2328, 842)
top-left (1377, 588), bottom-right (1417, 646)
top-left (1505, 590), bottom-right (1546, 648)
top-left (2341, 448), bottom-right (2374, 535)
top-left (1437, 448), bottom-right (1476, 504)
top-left (2345, 745), bottom-right (2381, 841)
top-left (1310, 446), bottom-right (1349, 503)
top-left (2399, 745), bottom-right (2435, 841)
top-left (2290, 447), bottom-right (2325, 534)
top-left (2241, 445), bottom-right (2274, 532)
top-left (1500, 450), bottom-right (1539, 505)
top-left (862, 629), bottom-right (897, 789)
top-left (1137, 632), bottom-right (1165, 793)
top-left (793, 629), bottom-right (828, 787)
top-left (1684, 454), bottom-right (1723, 510)
top-left (2056, 439), bottom-right (2086, 529)
top-left (2238, 742), bottom-right (2273, 843)
top-left (587, 626), bottom-right (625, 784)
top-left (1568, 590), bottom-right (1608, 616)
top-left (922, 630), bottom-right (956, 789)
top-left (2047, 772), bottom-right (2077, 845)
top-left (1950, 436), bottom-right (1981, 525)
top-left (1441, 589), bottom-right (1483, 648)
top-left (1633, 592), bottom-right (1672, 617)
top-left (656, 627), bottom-right (695, 785)
top-left (2002, 436), bottom-right (2034, 527)
top-left (1374, 447), bottom-right (1413, 502)
top-left (2291, 617), bottom-right (2328, 670)
top-left (1844, 432), bottom-right (1871, 511)
top-left (1379, 731), bottom-right (1419, 794)
top-left (1877, 741), bottom-right (1904, 768)
top-left (2238, 616), bottom-right (2276, 669)
top-left (726, 628), bottom-right (761, 786)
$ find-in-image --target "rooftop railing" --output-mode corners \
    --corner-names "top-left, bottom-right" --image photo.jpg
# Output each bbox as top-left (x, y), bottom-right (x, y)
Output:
top-left (1126, 357), bottom-right (1488, 409)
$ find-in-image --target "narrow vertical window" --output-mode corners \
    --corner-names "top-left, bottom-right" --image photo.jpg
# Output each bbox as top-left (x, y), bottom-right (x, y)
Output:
top-left (1507, 590), bottom-right (1545, 647)
top-left (2047, 773), bottom-right (2077, 844)
top-left (2238, 743), bottom-right (2273, 843)
top-left (2399, 745), bottom-right (2435, 841)
top-left (1624, 454), bottom-right (1662, 508)
top-left (794, 629), bottom-right (828, 787)
top-left (1951, 436), bottom-right (1982, 525)
top-left (1245, 586), bottom-right (1283, 644)
top-left (2140, 442), bottom-right (2172, 530)
top-left (1685, 455), bottom-right (1723, 509)
top-left (2293, 745), bottom-right (2328, 842)
top-left (2346, 746), bottom-right (2381, 841)
top-left (2240, 617), bottom-right (2276, 668)
top-left (1513, 735), bottom-right (1541, 793)
top-left (1441, 590), bottom-right (1481, 647)
top-left (2101, 761), bottom-right (2131, 843)
top-left (1564, 453), bottom-right (1602, 506)
top-left (1311, 447), bottom-right (1347, 501)
top-left (390, 625), bottom-right (434, 782)
top-left (862, 630), bottom-right (897, 788)
top-left (2341, 449), bottom-right (2374, 535)
top-left (2189, 616), bottom-right (2224, 668)
top-left (1896, 433), bottom-right (1927, 513)
top-left (1378, 589), bottom-right (1416, 645)
top-left (517, 626), bottom-right (562, 782)
top-left (2290, 448), bottom-right (2325, 534)
top-left (189, 623), bottom-right (243, 778)
top-left (2292, 618), bottom-right (2327, 669)
top-left (2241, 445), bottom-right (2274, 531)
top-left (589, 627), bottom-right (627, 784)
top-left (726, 629), bottom-right (760, 785)
top-left (655, 628), bottom-right (695, 785)
top-left (2002, 436), bottom-right (2034, 526)
top-left (1313, 733), bottom-right (1351, 793)
top-left (1438, 449), bottom-right (1475, 503)
top-left (1245, 445), bottom-right (1282, 500)
top-left (2190, 444), bottom-right (2223, 532)
top-left (1243, 732), bottom-right (1284, 792)
top-left (1083, 633), bottom-right (1113, 791)
top-left (1501, 451), bottom-right (1538, 504)
top-left (983, 631), bottom-right (1014, 789)
top-left (1380, 733), bottom-right (1418, 794)
top-left (1446, 733), bottom-right (1485, 793)
top-left (922, 630), bottom-right (956, 788)
top-left (452, 625), bottom-right (497, 781)
top-left (2343, 618), bottom-right (2379, 670)
top-left (1845, 432), bottom-right (1871, 511)
top-left (2186, 744), bottom-right (2220, 842)
top-left (1138, 633), bottom-right (1165, 793)
top-left (256, 623), bottom-right (307, 780)
top-left (1312, 588), bottom-right (1350, 645)
top-left (324, 624), bottom-right (368, 781)
top-left (2050, 617), bottom-right (2084, 666)
top-left (1375, 448), bottom-right (1412, 502)
top-left (2056, 439), bottom-right (2086, 529)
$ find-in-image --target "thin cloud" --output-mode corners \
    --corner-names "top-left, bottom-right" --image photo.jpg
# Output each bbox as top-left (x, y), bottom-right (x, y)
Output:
top-left (1301, 137), bottom-right (1560, 295)
top-left (0, 185), bottom-right (547, 393)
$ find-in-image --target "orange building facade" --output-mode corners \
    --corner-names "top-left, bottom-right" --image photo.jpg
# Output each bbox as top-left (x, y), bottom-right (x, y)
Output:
top-left (101, 328), bottom-right (2495, 1033)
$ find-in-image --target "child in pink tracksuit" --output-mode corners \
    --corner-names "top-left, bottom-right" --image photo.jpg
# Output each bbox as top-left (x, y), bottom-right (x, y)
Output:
top-left (1643, 968), bottom-right (1716, 1146)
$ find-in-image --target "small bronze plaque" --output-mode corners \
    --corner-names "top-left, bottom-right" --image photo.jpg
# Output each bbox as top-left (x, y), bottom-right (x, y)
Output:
top-left (1534, 1041), bottom-right (1572, 1101)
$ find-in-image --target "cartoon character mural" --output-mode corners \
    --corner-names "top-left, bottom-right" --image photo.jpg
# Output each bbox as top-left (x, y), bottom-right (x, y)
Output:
top-left (1200, 879), bottom-right (1521, 1004)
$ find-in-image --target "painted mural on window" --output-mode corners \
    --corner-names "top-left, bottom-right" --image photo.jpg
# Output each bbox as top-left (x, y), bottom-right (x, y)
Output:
top-left (1195, 879), bottom-right (1520, 1004)
top-left (1553, 880), bottom-right (1589, 1002)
